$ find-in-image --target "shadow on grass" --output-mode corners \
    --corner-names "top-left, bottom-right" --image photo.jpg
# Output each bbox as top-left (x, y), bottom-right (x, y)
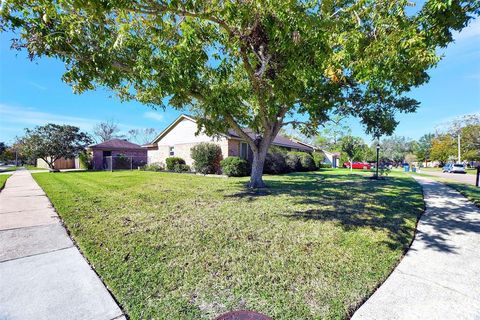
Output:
top-left (227, 172), bottom-right (426, 253)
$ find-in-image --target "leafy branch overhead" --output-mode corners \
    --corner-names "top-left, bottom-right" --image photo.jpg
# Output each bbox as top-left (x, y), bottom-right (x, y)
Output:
top-left (3, 1), bottom-right (477, 136)
top-left (2, 0), bottom-right (478, 186)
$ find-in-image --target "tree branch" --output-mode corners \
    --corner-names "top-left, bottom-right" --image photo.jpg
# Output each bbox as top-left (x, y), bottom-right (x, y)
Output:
top-left (224, 114), bottom-right (258, 151)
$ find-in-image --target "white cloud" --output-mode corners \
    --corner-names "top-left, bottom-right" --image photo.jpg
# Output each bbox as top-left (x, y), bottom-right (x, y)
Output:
top-left (454, 18), bottom-right (480, 41)
top-left (143, 111), bottom-right (164, 121)
top-left (0, 103), bottom-right (144, 142)
top-left (0, 103), bottom-right (99, 130)
top-left (28, 81), bottom-right (47, 91)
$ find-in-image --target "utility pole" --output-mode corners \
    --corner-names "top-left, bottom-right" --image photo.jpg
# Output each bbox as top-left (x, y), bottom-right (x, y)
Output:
top-left (457, 133), bottom-right (461, 163)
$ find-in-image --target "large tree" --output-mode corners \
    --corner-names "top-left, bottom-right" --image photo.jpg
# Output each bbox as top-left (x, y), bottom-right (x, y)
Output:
top-left (379, 136), bottom-right (413, 164)
top-left (430, 134), bottom-right (456, 164)
top-left (415, 133), bottom-right (435, 166)
top-left (2, 1), bottom-right (478, 187)
top-left (19, 124), bottom-right (92, 169)
top-left (340, 135), bottom-right (365, 171)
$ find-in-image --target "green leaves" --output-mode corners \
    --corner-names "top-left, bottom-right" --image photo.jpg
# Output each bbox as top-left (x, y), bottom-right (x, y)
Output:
top-left (1, 0), bottom-right (478, 144)
top-left (18, 124), bottom-right (92, 168)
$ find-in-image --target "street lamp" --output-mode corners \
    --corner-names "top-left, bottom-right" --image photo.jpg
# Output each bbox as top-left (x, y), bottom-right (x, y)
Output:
top-left (375, 143), bottom-right (380, 179)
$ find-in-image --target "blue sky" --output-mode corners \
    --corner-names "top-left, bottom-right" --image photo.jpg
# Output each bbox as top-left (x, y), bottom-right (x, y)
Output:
top-left (1, 17), bottom-right (479, 145)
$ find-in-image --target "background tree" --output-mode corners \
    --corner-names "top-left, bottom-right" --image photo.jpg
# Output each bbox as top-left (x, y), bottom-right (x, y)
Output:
top-left (128, 128), bottom-right (159, 145)
top-left (93, 120), bottom-right (125, 142)
top-left (340, 136), bottom-right (365, 172)
top-left (414, 133), bottom-right (435, 166)
top-left (314, 115), bottom-right (352, 149)
top-left (433, 113), bottom-right (480, 163)
top-left (404, 153), bottom-right (418, 166)
top-left (2, 0), bottom-right (478, 187)
top-left (460, 124), bottom-right (480, 161)
top-left (379, 136), bottom-right (413, 164)
top-left (430, 134), bottom-right (456, 165)
top-left (18, 124), bottom-right (92, 170)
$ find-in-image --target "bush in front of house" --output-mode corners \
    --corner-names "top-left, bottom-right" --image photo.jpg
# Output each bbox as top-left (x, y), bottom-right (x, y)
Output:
top-left (264, 152), bottom-right (288, 174)
top-left (318, 163), bottom-right (332, 169)
top-left (78, 152), bottom-right (92, 169)
top-left (191, 142), bottom-right (223, 174)
top-left (285, 152), bottom-right (302, 172)
top-left (221, 156), bottom-right (249, 176)
top-left (312, 152), bottom-right (325, 168)
top-left (142, 162), bottom-right (164, 172)
top-left (173, 163), bottom-right (190, 173)
top-left (166, 157), bottom-right (186, 171)
top-left (298, 152), bottom-right (317, 171)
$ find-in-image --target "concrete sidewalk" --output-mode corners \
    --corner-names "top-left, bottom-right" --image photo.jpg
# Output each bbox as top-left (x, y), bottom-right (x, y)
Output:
top-left (0, 170), bottom-right (125, 320)
top-left (353, 176), bottom-right (480, 320)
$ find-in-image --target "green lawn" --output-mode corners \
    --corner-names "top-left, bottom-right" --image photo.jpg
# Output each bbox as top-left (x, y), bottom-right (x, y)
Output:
top-left (34, 169), bottom-right (423, 319)
top-left (0, 175), bottom-right (9, 190)
top-left (0, 165), bottom-right (48, 173)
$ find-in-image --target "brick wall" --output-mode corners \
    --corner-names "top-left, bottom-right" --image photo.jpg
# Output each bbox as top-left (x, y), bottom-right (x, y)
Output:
top-left (148, 139), bottom-right (232, 169)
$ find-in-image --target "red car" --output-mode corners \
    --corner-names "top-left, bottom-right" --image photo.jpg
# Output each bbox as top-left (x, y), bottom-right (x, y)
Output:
top-left (343, 162), bottom-right (372, 170)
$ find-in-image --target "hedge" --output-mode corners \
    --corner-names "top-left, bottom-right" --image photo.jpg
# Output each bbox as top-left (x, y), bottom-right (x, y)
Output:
top-left (264, 152), bottom-right (288, 174)
top-left (221, 156), bottom-right (249, 176)
top-left (166, 157), bottom-right (186, 171)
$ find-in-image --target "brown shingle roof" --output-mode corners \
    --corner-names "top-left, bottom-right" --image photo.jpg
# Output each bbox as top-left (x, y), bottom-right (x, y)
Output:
top-left (227, 129), bottom-right (313, 152)
top-left (89, 139), bottom-right (144, 150)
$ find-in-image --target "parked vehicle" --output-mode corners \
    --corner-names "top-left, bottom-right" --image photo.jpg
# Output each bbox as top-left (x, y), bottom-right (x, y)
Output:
top-left (443, 163), bottom-right (467, 174)
top-left (343, 162), bottom-right (372, 170)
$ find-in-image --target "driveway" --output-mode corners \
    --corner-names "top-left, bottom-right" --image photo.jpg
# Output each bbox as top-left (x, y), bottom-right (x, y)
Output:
top-left (418, 169), bottom-right (477, 185)
top-left (353, 175), bottom-right (480, 319)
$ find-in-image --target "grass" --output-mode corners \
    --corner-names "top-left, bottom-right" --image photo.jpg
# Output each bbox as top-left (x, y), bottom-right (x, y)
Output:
top-left (0, 165), bottom-right (48, 173)
top-left (0, 175), bottom-right (9, 191)
top-left (24, 165), bottom-right (48, 171)
top-left (412, 172), bottom-right (479, 207)
top-left (33, 169), bottom-right (423, 319)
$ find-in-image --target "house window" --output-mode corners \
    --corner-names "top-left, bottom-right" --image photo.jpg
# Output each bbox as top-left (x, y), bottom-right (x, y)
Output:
top-left (169, 146), bottom-right (175, 156)
top-left (240, 142), bottom-right (248, 160)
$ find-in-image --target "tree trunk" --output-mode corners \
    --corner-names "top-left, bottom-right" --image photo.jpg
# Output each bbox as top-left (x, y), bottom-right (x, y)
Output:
top-left (349, 158), bottom-right (353, 172)
top-left (248, 145), bottom-right (268, 188)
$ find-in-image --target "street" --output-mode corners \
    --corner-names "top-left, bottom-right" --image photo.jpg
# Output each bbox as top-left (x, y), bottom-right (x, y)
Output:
top-left (419, 169), bottom-right (477, 186)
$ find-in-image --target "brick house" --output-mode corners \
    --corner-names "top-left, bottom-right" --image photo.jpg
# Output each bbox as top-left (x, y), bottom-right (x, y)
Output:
top-left (144, 114), bottom-right (313, 167)
top-left (88, 139), bottom-right (147, 170)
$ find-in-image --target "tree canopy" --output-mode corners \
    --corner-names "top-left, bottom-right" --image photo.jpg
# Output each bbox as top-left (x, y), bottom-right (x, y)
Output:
top-left (18, 124), bottom-right (92, 169)
top-left (2, 0), bottom-right (478, 186)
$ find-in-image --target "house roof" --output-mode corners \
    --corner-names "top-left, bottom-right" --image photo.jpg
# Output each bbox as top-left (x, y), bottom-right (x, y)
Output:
top-left (149, 114), bottom-right (313, 152)
top-left (227, 129), bottom-right (313, 152)
top-left (89, 139), bottom-right (144, 150)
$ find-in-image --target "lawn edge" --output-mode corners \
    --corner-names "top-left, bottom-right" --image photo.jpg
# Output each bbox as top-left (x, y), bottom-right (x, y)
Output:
top-left (0, 175), bottom-right (10, 192)
top-left (347, 175), bottom-right (427, 318)
top-left (31, 173), bottom-right (130, 320)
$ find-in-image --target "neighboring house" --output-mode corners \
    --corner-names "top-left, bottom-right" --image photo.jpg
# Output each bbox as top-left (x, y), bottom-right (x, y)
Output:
top-left (293, 140), bottom-right (340, 168)
top-left (144, 114), bottom-right (313, 166)
top-left (36, 157), bottom-right (79, 170)
top-left (88, 139), bottom-right (148, 170)
top-left (320, 150), bottom-right (341, 168)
